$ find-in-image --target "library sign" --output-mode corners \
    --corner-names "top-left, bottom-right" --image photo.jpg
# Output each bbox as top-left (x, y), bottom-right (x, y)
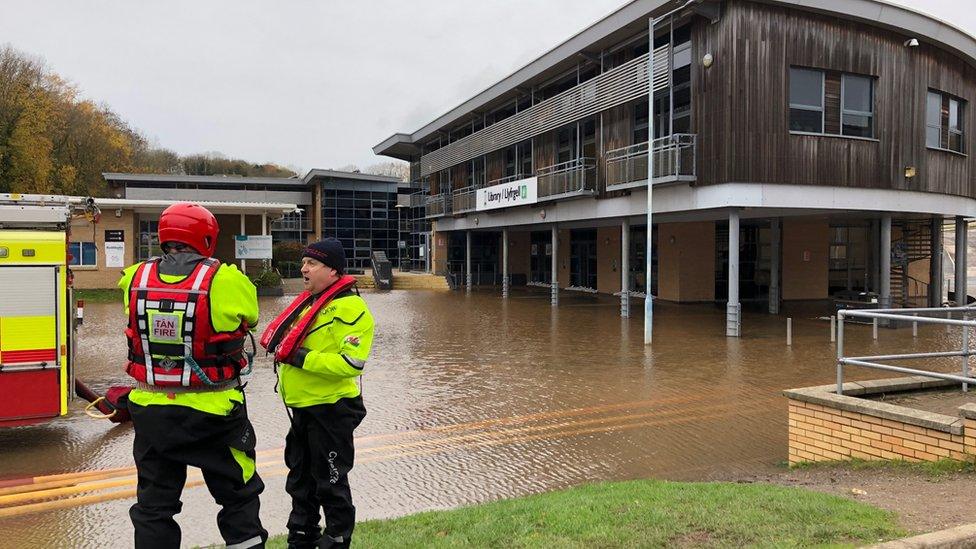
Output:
top-left (476, 176), bottom-right (538, 212)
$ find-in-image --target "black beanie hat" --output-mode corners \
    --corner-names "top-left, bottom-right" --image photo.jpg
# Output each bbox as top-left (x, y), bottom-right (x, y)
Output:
top-left (303, 238), bottom-right (346, 273)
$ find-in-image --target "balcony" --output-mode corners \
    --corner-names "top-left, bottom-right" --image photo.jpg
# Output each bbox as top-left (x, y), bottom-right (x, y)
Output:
top-left (536, 157), bottom-right (597, 201)
top-left (452, 186), bottom-right (477, 214)
top-left (605, 133), bottom-right (696, 191)
top-left (424, 193), bottom-right (451, 219)
top-left (270, 217), bottom-right (312, 232)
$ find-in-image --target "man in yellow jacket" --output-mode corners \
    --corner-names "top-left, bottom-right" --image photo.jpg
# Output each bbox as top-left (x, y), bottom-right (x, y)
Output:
top-left (275, 238), bottom-right (373, 549)
top-left (119, 203), bottom-right (267, 549)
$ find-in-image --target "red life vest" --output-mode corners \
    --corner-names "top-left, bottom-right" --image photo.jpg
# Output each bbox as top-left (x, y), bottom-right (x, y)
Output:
top-left (260, 275), bottom-right (357, 363)
top-left (125, 257), bottom-right (248, 388)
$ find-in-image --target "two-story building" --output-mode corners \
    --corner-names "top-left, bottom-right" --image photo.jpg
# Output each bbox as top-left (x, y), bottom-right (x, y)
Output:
top-left (374, 0), bottom-right (976, 335)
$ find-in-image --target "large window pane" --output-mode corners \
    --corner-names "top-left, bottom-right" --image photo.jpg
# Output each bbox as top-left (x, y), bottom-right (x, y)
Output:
top-left (926, 91), bottom-right (942, 148)
top-left (926, 125), bottom-right (941, 148)
top-left (789, 68), bottom-right (823, 109)
top-left (842, 75), bottom-right (872, 113)
top-left (842, 114), bottom-right (872, 138)
top-left (949, 99), bottom-right (961, 131)
top-left (82, 242), bottom-right (96, 266)
top-left (790, 108), bottom-right (822, 133)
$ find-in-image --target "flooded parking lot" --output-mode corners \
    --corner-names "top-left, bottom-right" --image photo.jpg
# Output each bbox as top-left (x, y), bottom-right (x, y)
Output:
top-left (0, 288), bottom-right (972, 547)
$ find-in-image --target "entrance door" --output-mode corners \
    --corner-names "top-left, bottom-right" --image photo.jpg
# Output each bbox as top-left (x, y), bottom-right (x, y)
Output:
top-left (530, 231), bottom-right (552, 283)
top-left (570, 229), bottom-right (598, 289)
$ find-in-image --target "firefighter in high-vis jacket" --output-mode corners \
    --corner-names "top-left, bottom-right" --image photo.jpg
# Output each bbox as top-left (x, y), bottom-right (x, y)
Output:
top-left (260, 238), bottom-right (373, 549)
top-left (119, 202), bottom-right (267, 549)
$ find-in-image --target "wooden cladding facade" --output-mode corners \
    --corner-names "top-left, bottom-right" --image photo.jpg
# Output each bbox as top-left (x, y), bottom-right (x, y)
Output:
top-left (694, 0), bottom-right (976, 198)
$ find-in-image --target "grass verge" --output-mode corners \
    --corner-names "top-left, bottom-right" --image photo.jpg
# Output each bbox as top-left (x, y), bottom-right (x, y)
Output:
top-left (264, 479), bottom-right (904, 548)
top-left (74, 289), bottom-right (121, 303)
top-left (789, 457), bottom-right (976, 479)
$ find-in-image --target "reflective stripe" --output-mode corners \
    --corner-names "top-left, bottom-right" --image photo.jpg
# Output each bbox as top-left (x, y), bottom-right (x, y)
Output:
top-left (225, 535), bottom-right (263, 549)
top-left (153, 373), bottom-right (183, 382)
top-left (186, 301), bottom-right (196, 319)
top-left (342, 355), bottom-right (366, 370)
top-left (132, 287), bottom-right (207, 295)
top-left (181, 342), bottom-right (192, 386)
top-left (138, 320), bottom-right (146, 330)
top-left (144, 300), bottom-right (188, 311)
top-left (191, 261), bottom-right (212, 290)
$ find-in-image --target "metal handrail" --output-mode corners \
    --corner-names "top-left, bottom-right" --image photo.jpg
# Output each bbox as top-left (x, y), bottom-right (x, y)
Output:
top-left (605, 134), bottom-right (697, 188)
top-left (452, 186), bottom-right (477, 213)
top-left (536, 157), bottom-right (596, 199)
top-left (835, 306), bottom-right (976, 395)
top-left (486, 173), bottom-right (528, 187)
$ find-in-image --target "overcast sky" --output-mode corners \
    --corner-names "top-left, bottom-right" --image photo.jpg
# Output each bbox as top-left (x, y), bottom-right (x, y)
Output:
top-left (1, 1), bottom-right (973, 174)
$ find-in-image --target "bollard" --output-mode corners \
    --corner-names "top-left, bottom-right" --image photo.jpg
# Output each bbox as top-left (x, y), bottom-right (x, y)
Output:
top-left (912, 313), bottom-right (918, 337)
top-left (830, 315), bottom-right (836, 343)
top-left (787, 317), bottom-right (793, 346)
top-left (872, 318), bottom-right (878, 340)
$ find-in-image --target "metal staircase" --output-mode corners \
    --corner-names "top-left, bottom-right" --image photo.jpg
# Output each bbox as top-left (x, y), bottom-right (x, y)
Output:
top-left (890, 221), bottom-right (932, 307)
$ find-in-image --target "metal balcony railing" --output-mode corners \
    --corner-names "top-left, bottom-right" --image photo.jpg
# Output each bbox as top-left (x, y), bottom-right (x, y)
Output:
top-left (486, 173), bottom-right (528, 186)
top-left (270, 217), bottom-right (312, 232)
top-left (605, 133), bottom-right (697, 191)
top-left (536, 157), bottom-right (597, 201)
top-left (409, 190), bottom-right (428, 208)
top-left (452, 186), bottom-right (477, 214)
top-left (424, 193), bottom-right (450, 219)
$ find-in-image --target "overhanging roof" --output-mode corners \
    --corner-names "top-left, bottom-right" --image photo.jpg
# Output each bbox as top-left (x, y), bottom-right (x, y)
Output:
top-left (302, 169), bottom-right (402, 184)
top-left (86, 197), bottom-right (298, 215)
top-left (374, 0), bottom-right (976, 160)
top-left (103, 172), bottom-right (305, 186)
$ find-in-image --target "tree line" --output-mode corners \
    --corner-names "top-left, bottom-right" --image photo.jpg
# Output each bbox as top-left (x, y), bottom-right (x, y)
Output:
top-left (0, 45), bottom-right (296, 197)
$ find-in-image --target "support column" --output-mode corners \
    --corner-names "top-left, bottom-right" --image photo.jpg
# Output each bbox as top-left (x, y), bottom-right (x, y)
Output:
top-left (551, 224), bottom-right (559, 306)
top-left (621, 218), bottom-right (630, 318)
top-left (769, 218), bottom-right (780, 315)
top-left (726, 209), bottom-right (741, 337)
top-left (956, 216), bottom-right (968, 305)
top-left (880, 214), bottom-right (892, 310)
top-left (466, 230), bottom-right (472, 292)
top-left (502, 229), bottom-right (509, 298)
top-left (261, 212), bottom-right (269, 270)
top-left (930, 217), bottom-right (944, 307)
top-left (239, 213), bottom-right (246, 272)
top-left (870, 219), bottom-right (880, 293)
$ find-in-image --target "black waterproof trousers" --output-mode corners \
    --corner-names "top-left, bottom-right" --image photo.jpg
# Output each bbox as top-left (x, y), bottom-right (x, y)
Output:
top-left (129, 398), bottom-right (268, 549)
top-left (284, 396), bottom-right (367, 549)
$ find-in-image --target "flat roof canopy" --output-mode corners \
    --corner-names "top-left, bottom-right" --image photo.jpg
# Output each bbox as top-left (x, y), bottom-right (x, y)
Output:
top-left (79, 197), bottom-right (299, 215)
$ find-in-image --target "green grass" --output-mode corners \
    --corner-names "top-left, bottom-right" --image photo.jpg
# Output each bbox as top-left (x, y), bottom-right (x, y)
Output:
top-left (265, 479), bottom-right (904, 548)
top-left (74, 289), bottom-right (121, 303)
top-left (790, 457), bottom-right (976, 479)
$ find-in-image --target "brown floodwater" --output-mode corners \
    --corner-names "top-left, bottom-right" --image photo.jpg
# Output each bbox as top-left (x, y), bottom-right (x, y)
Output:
top-left (0, 288), bottom-right (971, 547)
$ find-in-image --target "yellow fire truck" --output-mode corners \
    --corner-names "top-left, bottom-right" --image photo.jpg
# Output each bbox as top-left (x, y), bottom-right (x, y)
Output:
top-left (0, 193), bottom-right (99, 427)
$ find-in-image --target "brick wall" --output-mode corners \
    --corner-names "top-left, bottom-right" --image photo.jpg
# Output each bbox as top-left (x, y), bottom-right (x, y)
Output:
top-left (788, 399), bottom-right (976, 465)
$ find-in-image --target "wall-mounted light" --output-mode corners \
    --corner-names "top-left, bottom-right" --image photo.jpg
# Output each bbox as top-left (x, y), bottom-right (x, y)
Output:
top-left (702, 53), bottom-right (714, 68)
top-left (474, 217), bottom-right (479, 225)
top-left (540, 209), bottom-right (546, 220)
top-left (115, 209), bottom-right (123, 218)
top-left (904, 166), bottom-right (917, 179)
top-left (669, 235), bottom-right (677, 244)
top-left (904, 38), bottom-right (919, 47)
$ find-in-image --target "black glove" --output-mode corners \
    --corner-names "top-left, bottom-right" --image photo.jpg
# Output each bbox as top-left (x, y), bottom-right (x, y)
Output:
top-left (291, 347), bottom-right (310, 368)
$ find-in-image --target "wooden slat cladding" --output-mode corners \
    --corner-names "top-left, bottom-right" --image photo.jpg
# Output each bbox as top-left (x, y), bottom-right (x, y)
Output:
top-left (534, 131), bottom-right (557, 173)
top-left (824, 72), bottom-right (841, 135)
top-left (695, 0), bottom-right (976, 199)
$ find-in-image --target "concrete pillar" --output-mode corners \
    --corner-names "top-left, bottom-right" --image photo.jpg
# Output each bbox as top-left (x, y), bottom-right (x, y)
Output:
top-left (930, 217), bottom-right (943, 307)
top-left (551, 224), bottom-right (559, 306)
top-left (870, 219), bottom-right (880, 293)
top-left (621, 218), bottom-right (630, 318)
top-left (261, 212), bottom-right (269, 270)
top-left (726, 209), bottom-right (741, 337)
top-left (769, 218), bottom-right (780, 315)
top-left (239, 213), bottom-right (246, 272)
top-left (956, 216), bottom-right (968, 304)
top-left (466, 230), bottom-right (472, 291)
top-left (502, 229), bottom-right (509, 298)
top-left (880, 214), bottom-right (892, 309)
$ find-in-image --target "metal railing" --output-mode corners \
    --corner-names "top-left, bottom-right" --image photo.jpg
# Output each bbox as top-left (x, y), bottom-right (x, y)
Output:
top-left (270, 217), bottom-right (312, 232)
top-left (836, 306), bottom-right (976, 395)
top-left (605, 133), bottom-right (697, 191)
top-left (536, 157), bottom-right (597, 200)
top-left (452, 186), bottom-right (477, 214)
top-left (424, 193), bottom-right (450, 218)
top-left (486, 173), bottom-right (528, 186)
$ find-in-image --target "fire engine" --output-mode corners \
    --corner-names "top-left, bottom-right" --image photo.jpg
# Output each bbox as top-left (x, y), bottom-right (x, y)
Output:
top-left (0, 193), bottom-right (99, 427)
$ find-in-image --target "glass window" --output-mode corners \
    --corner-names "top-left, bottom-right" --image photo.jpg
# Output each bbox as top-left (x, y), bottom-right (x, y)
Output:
top-left (841, 74), bottom-right (873, 137)
top-left (928, 90), bottom-right (967, 153)
top-left (789, 68), bottom-right (824, 133)
top-left (68, 242), bottom-right (97, 266)
top-left (633, 100), bottom-right (649, 144)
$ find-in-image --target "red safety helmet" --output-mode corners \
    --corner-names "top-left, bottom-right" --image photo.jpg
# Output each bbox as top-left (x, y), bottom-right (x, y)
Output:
top-left (158, 203), bottom-right (219, 257)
